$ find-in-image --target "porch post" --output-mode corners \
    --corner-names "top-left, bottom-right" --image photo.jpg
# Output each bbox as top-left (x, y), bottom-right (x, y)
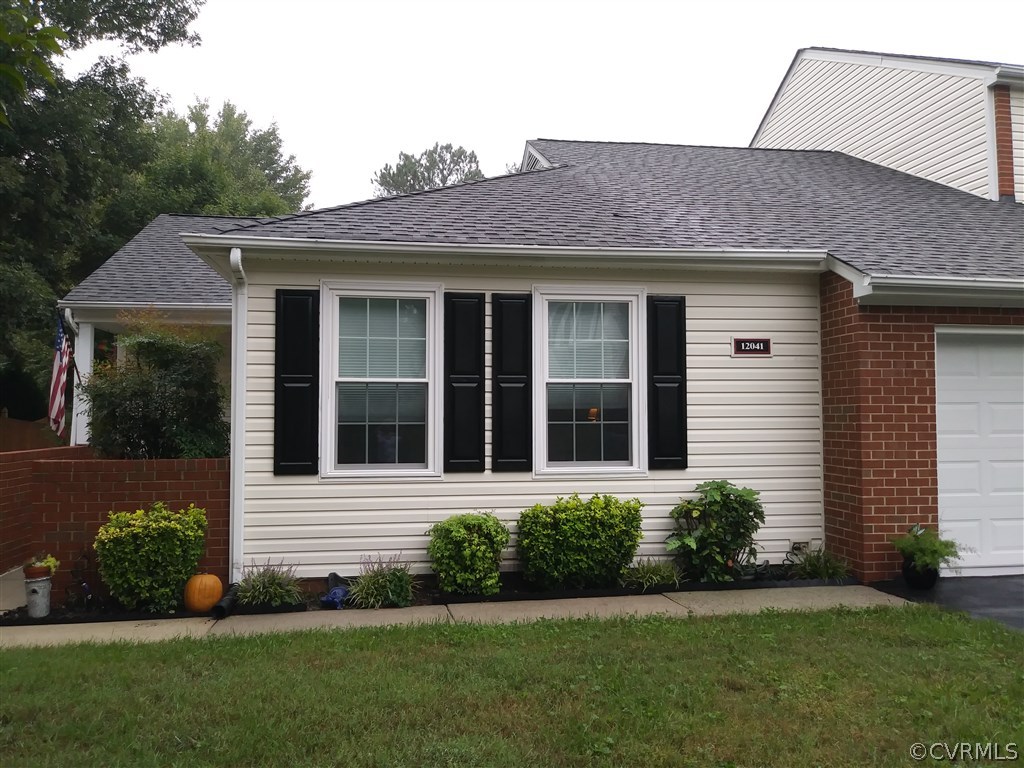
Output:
top-left (70, 321), bottom-right (93, 446)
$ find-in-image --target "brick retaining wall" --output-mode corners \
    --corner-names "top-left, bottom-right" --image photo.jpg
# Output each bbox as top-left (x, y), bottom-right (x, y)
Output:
top-left (0, 446), bottom-right (229, 605)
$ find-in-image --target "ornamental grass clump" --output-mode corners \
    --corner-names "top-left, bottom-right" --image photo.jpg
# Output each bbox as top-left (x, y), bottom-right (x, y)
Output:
top-left (94, 502), bottom-right (207, 612)
top-left (517, 493), bottom-right (644, 589)
top-left (427, 512), bottom-right (510, 595)
top-left (236, 560), bottom-right (305, 607)
top-left (347, 555), bottom-right (415, 608)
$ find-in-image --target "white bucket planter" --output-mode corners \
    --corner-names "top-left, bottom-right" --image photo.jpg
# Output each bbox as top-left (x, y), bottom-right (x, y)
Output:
top-left (25, 577), bottom-right (52, 618)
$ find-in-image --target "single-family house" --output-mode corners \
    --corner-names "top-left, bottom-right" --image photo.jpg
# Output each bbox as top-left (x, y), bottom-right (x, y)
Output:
top-left (60, 58), bottom-right (1024, 585)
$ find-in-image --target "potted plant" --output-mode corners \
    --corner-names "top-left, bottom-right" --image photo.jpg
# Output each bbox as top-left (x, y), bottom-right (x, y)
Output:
top-left (23, 554), bottom-right (59, 580)
top-left (891, 524), bottom-right (960, 589)
top-left (23, 554), bottom-right (59, 618)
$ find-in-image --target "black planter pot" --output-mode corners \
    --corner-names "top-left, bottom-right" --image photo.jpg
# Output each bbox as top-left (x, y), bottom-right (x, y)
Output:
top-left (901, 557), bottom-right (939, 590)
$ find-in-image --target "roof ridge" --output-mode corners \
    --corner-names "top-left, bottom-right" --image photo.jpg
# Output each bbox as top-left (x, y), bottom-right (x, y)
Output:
top-left (162, 212), bottom-right (265, 221)
top-left (801, 46), bottom-right (1022, 70)
top-left (531, 138), bottom-right (844, 155)
top-left (219, 164), bottom-right (570, 234)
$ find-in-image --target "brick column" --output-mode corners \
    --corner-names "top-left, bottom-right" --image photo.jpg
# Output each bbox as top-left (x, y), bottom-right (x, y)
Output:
top-left (820, 273), bottom-right (1022, 581)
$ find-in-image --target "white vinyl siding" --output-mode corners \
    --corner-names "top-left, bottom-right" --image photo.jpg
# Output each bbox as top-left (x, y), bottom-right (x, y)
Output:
top-left (240, 260), bottom-right (823, 577)
top-left (755, 57), bottom-right (991, 198)
top-left (1011, 86), bottom-right (1024, 201)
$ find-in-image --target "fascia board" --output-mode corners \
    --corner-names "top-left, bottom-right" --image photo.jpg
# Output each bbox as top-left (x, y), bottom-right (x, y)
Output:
top-left (826, 256), bottom-right (1024, 307)
top-left (183, 233), bottom-right (829, 274)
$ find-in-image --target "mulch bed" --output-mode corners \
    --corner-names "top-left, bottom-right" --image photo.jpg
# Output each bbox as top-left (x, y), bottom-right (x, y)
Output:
top-left (1, 567), bottom-right (858, 626)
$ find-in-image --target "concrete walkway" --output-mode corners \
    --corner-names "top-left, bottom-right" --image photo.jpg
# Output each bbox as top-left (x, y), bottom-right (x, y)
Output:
top-left (0, 586), bottom-right (906, 648)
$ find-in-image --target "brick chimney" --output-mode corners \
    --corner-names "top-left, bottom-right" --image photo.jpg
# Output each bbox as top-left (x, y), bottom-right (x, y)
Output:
top-left (992, 85), bottom-right (1016, 200)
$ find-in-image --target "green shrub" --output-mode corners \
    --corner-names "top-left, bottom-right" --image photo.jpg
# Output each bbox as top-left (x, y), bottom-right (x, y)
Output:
top-left (790, 546), bottom-right (850, 581)
top-left (892, 524), bottom-right (961, 572)
top-left (665, 480), bottom-right (765, 583)
top-left (236, 560), bottom-right (305, 607)
top-left (347, 555), bottom-right (415, 608)
top-left (517, 493), bottom-right (644, 589)
top-left (94, 502), bottom-right (207, 612)
top-left (620, 557), bottom-right (680, 591)
top-left (83, 316), bottom-right (228, 459)
top-left (427, 512), bottom-right (510, 595)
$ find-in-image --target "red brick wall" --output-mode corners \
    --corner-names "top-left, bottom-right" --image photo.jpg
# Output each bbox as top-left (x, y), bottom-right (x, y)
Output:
top-left (992, 85), bottom-right (1015, 199)
top-left (1, 446), bottom-right (93, 572)
top-left (0, 448), bottom-right (229, 605)
top-left (820, 273), bottom-right (1023, 581)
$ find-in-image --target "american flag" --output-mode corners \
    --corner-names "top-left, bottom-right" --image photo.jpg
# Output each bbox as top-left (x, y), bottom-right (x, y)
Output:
top-left (48, 315), bottom-right (71, 438)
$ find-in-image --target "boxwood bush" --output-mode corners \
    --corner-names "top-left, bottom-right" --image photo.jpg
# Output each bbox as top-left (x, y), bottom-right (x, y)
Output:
top-left (427, 512), bottom-right (510, 595)
top-left (94, 502), bottom-right (207, 612)
top-left (517, 493), bottom-right (644, 589)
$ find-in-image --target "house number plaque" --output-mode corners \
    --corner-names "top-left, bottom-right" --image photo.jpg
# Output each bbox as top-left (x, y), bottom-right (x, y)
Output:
top-left (732, 338), bottom-right (772, 357)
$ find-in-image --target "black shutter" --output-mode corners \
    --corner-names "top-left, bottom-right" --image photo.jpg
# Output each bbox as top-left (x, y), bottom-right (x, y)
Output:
top-left (647, 296), bottom-right (687, 469)
top-left (444, 293), bottom-right (485, 472)
top-left (274, 289), bottom-right (319, 475)
top-left (492, 293), bottom-right (532, 471)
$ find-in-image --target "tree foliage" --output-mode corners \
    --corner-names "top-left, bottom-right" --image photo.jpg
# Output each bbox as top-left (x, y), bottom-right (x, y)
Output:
top-left (372, 142), bottom-right (484, 197)
top-left (82, 316), bottom-right (228, 459)
top-left (0, 1), bottom-right (314, 419)
top-left (0, 3), bottom-right (66, 126)
top-left (108, 100), bottom-right (311, 226)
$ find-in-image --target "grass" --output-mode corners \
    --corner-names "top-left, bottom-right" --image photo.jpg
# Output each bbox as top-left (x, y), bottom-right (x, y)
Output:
top-left (1, 607), bottom-right (1022, 767)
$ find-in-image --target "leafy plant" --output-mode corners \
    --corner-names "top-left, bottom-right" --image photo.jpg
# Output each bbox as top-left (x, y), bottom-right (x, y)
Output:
top-left (665, 480), bottom-right (766, 583)
top-left (517, 493), bottom-right (644, 589)
top-left (236, 560), bottom-right (305, 607)
top-left (94, 502), bottom-right (207, 611)
top-left (427, 512), bottom-right (510, 595)
top-left (790, 547), bottom-right (849, 581)
top-left (29, 554), bottom-right (60, 575)
top-left (620, 558), bottom-right (680, 591)
top-left (347, 555), bottom-right (415, 609)
top-left (82, 313), bottom-right (229, 459)
top-left (892, 524), bottom-right (961, 572)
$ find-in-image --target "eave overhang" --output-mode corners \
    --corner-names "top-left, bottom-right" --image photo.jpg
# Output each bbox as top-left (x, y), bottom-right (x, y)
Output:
top-left (827, 257), bottom-right (1024, 308)
top-left (182, 233), bottom-right (830, 280)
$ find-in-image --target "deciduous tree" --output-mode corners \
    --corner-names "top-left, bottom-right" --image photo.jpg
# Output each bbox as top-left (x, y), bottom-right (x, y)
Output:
top-left (372, 142), bottom-right (484, 197)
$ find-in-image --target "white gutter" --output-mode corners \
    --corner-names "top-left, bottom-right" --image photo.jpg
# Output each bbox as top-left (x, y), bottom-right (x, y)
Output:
top-left (182, 233), bottom-right (829, 274)
top-left (827, 256), bottom-right (1024, 307)
top-left (228, 247), bottom-right (247, 582)
top-left (57, 300), bottom-right (230, 310)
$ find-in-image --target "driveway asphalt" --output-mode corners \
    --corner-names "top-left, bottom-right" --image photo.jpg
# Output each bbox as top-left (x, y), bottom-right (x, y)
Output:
top-left (872, 575), bottom-right (1024, 630)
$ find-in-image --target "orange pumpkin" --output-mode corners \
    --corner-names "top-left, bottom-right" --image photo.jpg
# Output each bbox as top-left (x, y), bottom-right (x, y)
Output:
top-left (184, 573), bottom-right (224, 613)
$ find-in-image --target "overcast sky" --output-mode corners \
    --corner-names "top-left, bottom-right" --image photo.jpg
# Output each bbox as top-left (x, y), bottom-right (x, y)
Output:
top-left (66, 0), bottom-right (1024, 209)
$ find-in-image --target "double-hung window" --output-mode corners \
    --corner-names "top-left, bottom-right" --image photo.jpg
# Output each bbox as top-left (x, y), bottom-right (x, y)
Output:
top-left (321, 282), bottom-right (442, 478)
top-left (534, 287), bottom-right (645, 475)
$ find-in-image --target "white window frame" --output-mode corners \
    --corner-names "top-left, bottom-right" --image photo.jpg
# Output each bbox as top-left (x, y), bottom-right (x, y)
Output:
top-left (319, 280), bottom-right (444, 480)
top-left (532, 285), bottom-right (647, 477)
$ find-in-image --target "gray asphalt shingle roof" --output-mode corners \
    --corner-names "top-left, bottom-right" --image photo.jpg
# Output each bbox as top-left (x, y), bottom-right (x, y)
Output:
top-left (63, 213), bottom-right (256, 305)
top-left (218, 141), bottom-right (1023, 280)
top-left (65, 141), bottom-right (1024, 307)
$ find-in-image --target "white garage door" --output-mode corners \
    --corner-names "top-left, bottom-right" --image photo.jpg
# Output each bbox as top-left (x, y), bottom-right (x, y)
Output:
top-left (936, 330), bottom-right (1024, 576)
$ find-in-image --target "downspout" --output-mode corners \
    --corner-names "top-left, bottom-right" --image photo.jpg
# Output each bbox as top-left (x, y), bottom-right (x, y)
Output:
top-left (228, 247), bottom-right (247, 582)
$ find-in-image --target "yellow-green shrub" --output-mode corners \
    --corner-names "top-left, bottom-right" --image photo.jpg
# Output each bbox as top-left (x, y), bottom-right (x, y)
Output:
top-left (517, 493), bottom-right (644, 589)
top-left (94, 502), bottom-right (207, 611)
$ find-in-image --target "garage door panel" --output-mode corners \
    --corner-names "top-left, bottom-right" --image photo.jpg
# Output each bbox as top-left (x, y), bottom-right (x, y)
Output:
top-left (992, 461), bottom-right (1024, 493)
top-left (937, 403), bottom-right (981, 436)
top-left (991, 518), bottom-right (1024, 554)
top-left (937, 461), bottom-right (981, 494)
top-left (937, 331), bottom-right (1024, 576)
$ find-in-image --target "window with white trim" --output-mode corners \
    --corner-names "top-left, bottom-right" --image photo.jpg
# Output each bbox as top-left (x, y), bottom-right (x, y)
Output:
top-left (321, 282), bottom-right (442, 477)
top-left (534, 287), bottom-right (645, 475)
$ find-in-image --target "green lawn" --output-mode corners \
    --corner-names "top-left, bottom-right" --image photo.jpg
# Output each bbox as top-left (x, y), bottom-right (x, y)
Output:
top-left (1, 607), bottom-right (1022, 767)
